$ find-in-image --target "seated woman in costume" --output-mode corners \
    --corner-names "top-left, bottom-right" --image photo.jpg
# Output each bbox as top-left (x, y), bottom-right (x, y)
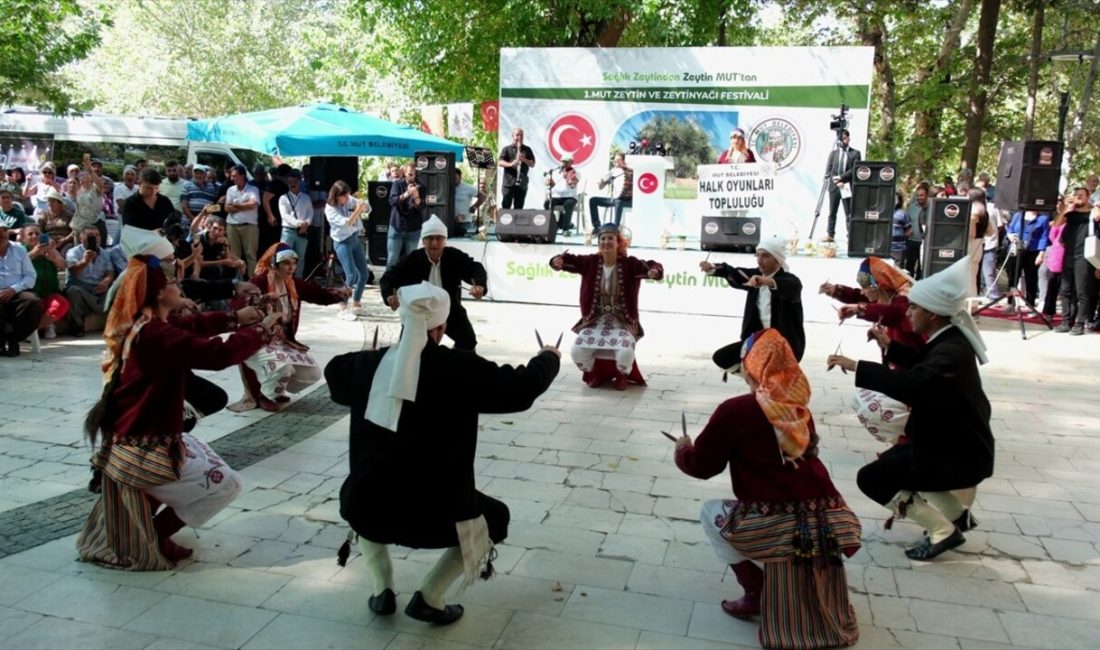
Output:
top-left (232, 242), bottom-right (351, 412)
top-left (673, 329), bottom-right (861, 649)
top-left (821, 256), bottom-right (923, 445)
top-left (77, 255), bottom-right (282, 570)
top-left (549, 223), bottom-right (663, 390)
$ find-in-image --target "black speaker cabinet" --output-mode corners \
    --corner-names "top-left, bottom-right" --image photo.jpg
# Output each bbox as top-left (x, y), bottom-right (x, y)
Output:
top-left (994, 140), bottom-right (1062, 212)
top-left (414, 150), bottom-right (455, 229)
top-left (496, 209), bottom-right (557, 243)
top-left (309, 156), bottom-right (359, 194)
top-left (366, 181), bottom-right (392, 266)
top-left (923, 197), bottom-right (971, 277)
top-left (848, 161), bottom-right (897, 258)
top-left (700, 216), bottom-right (761, 253)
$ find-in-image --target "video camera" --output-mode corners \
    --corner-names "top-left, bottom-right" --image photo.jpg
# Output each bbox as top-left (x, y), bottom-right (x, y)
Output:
top-left (830, 104), bottom-right (850, 137)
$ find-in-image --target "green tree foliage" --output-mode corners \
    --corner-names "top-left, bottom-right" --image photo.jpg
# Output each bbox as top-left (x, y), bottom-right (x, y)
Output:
top-left (633, 116), bottom-right (716, 177)
top-left (0, 0), bottom-right (111, 112)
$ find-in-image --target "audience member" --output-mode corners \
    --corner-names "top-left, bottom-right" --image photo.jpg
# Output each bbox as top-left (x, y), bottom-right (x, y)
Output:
top-left (113, 166), bottom-right (139, 214)
top-left (387, 164), bottom-right (425, 269)
top-left (37, 188), bottom-right (75, 250)
top-left (64, 227), bottom-right (116, 336)
top-left (19, 223), bottom-right (70, 340)
top-left (453, 168), bottom-right (486, 237)
top-left (0, 189), bottom-right (29, 230)
top-left (326, 181), bottom-right (370, 320)
top-left (890, 190), bottom-right (910, 267)
top-left (224, 164), bottom-right (261, 277)
top-left (159, 161), bottom-right (185, 215)
top-left (278, 170), bottom-right (311, 277)
top-left (905, 182), bottom-right (929, 278)
top-left (0, 220), bottom-right (42, 356)
top-left (1004, 209), bottom-right (1051, 311)
top-left (260, 164), bottom-right (291, 256)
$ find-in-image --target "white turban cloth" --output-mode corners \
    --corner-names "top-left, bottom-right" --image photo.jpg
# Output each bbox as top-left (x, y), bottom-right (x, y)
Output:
top-left (120, 225), bottom-right (174, 259)
top-left (365, 282), bottom-right (451, 432)
top-left (420, 215), bottom-right (448, 239)
top-left (756, 235), bottom-right (790, 272)
top-left (908, 257), bottom-right (989, 365)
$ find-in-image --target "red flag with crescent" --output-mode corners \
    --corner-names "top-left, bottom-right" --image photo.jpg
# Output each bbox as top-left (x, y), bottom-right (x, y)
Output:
top-left (480, 101), bottom-right (500, 132)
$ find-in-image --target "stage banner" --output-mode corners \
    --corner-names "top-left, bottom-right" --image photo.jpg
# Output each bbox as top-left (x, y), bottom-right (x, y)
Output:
top-left (449, 240), bottom-right (862, 322)
top-left (498, 47), bottom-right (874, 248)
top-left (0, 136), bottom-right (54, 174)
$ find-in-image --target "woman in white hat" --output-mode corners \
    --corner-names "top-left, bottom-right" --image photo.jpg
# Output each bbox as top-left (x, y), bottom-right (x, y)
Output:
top-left (37, 187), bottom-right (76, 250)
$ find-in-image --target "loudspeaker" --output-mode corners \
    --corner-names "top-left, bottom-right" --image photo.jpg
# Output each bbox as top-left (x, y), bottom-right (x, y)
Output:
top-left (700, 216), bottom-right (761, 253)
top-left (848, 161), bottom-right (897, 258)
top-left (309, 156), bottom-right (359, 194)
top-left (366, 181), bottom-right (392, 266)
top-left (496, 209), bottom-right (557, 243)
top-left (994, 140), bottom-right (1063, 212)
top-left (414, 150), bottom-right (455, 229)
top-left (923, 197), bottom-right (971, 277)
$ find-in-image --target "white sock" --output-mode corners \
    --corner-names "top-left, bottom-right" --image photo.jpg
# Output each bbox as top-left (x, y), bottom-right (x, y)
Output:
top-left (357, 539), bottom-right (394, 594)
top-left (420, 547), bottom-right (464, 609)
top-left (922, 491), bottom-right (965, 521)
top-left (905, 494), bottom-right (957, 544)
top-left (951, 486), bottom-right (977, 509)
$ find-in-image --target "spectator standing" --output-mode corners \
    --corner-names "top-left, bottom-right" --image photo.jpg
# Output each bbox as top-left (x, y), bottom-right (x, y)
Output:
top-left (278, 171), bottom-right (312, 278)
top-left (159, 161), bottom-right (185, 216)
top-left (181, 165), bottom-right (218, 233)
top-left (1056, 188), bottom-right (1099, 334)
top-left (1004, 210), bottom-right (1051, 311)
top-left (113, 166), bottom-right (139, 214)
top-left (73, 171), bottom-right (108, 243)
top-left (387, 164), bottom-right (425, 269)
top-left (905, 183), bottom-right (930, 278)
top-left (224, 164), bottom-right (261, 277)
top-left (891, 190), bottom-right (910, 267)
top-left (326, 181), bottom-right (370, 321)
top-left (260, 164), bottom-right (290, 257)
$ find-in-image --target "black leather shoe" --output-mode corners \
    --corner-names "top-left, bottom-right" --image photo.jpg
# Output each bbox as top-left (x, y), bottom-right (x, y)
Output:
top-left (3, 340), bottom-right (18, 358)
top-left (906, 528), bottom-right (965, 560)
top-left (369, 588), bottom-right (396, 615)
top-left (1055, 322), bottom-right (1072, 333)
top-left (953, 509), bottom-right (978, 533)
top-left (404, 590), bottom-right (464, 625)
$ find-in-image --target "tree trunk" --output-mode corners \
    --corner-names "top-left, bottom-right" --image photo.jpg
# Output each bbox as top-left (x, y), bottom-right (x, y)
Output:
top-left (857, 16), bottom-right (897, 160)
top-left (1061, 29), bottom-right (1100, 184)
top-left (959, 0), bottom-right (1001, 174)
top-left (1023, 0), bottom-right (1045, 140)
top-left (910, 0), bottom-right (975, 180)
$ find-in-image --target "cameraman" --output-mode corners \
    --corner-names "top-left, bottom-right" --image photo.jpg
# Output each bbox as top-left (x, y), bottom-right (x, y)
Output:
top-left (63, 227), bottom-right (115, 337)
top-left (823, 129), bottom-right (861, 243)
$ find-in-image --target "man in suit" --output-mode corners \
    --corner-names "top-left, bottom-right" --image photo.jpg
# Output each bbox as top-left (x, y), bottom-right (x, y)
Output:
top-left (380, 216), bottom-right (487, 351)
top-left (828, 256), bottom-right (993, 561)
top-left (701, 236), bottom-right (805, 368)
top-left (824, 130), bottom-right (861, 242)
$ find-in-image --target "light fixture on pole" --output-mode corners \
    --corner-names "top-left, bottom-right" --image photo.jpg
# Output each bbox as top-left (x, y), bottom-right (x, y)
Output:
top-left (1048, 51), bottom-right (1095, 142)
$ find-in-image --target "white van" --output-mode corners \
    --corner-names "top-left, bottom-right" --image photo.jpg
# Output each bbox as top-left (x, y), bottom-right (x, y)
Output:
top-left (0, 106), bottom-right (264, 180)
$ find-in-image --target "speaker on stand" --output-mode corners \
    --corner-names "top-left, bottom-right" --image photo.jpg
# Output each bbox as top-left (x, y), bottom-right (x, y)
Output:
top-left (308, 156), bottom-right (359, 194)
top-left (366, 181), bottom-right (393, 266)
top-left (847, 161), bottom-right (896, 258)
top-left (994, 140), bottom-right (1063, 212)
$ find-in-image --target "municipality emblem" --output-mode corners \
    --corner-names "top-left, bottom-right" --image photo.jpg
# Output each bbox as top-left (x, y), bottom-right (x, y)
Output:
top-left (750, 118), bottom-right (802, 171)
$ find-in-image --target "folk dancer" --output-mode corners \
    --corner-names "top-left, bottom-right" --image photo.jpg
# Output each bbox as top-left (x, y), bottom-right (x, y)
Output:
top-left (703, 236), bottom-right (805, 372)
top-left (828, 256), bottom-right (993, 560)
top-left (327, 282), bottom-right (560, 624)
top-left (76, 255), bottom-right (281, 569)
top-left (674, 329), bottom-right (861, 649)
top-left (549, 223), bottom-right (663, 389)
top-left (380, 216), bottom-right (487, 351)
top-left (231, 242), bottom-right (351, 412)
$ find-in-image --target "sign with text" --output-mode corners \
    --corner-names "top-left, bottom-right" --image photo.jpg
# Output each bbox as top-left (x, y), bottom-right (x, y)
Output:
top-left (696, 163), bottom-right (778, 213)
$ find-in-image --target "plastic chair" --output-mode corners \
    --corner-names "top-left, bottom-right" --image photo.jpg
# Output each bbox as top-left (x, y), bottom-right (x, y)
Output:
top-left (26, 330), bottom-right (41, 354)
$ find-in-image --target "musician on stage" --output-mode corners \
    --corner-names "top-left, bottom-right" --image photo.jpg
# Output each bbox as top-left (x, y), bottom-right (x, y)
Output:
top-left (588, 153), bottom-right (633, 234)
top-left (498, 128), bottom-right (535, 209)
top-left (544, 153), bottom-right (580, 235)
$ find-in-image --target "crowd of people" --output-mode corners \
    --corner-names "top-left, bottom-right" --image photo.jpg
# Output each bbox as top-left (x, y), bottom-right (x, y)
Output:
top-left (3, 146), bottom-right (1099, 649)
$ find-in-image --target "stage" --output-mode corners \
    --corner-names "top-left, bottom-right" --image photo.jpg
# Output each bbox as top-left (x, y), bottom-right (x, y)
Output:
top-left (449, 237), bottom-right (864, 324)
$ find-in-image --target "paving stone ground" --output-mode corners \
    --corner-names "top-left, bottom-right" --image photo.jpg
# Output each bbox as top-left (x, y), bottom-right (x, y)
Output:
top-left (1, 280), bottom-right (1099, 650)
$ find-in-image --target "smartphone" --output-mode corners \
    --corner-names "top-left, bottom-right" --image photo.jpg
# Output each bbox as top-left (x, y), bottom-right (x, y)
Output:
top-left (87, 235), bottom-right (99, 252)
top-left (83, 153), bottom-right (92, 164)
top-left (39, 233), bottom-right (50, 245)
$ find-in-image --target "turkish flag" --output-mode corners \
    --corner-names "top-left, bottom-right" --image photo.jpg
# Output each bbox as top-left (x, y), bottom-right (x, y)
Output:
top-left (480, 100), bottom-right (499, 132)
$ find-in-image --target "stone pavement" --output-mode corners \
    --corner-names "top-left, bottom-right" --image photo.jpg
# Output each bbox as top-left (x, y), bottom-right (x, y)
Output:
top-left (1, 282), bottom-right (1099, 649)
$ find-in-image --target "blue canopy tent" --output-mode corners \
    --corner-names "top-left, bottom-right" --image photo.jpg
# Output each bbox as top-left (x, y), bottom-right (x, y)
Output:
top-left (186, 102), bottom-right (464, 161)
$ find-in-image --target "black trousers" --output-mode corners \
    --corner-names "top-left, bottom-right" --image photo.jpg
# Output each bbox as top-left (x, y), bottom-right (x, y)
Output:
top-left (501, 185), bottom-right (527, 209)
top-left (1006, 250), bottom-right (1040, 306)
top-left (857, 444), bottom-right (979, 505)
top-left (369, 491), bottom-right (510, 549)
top-left (903, 240), bottom-right (923, 279)
top-left (446, 307), bottom-right (477, 351)
top-left (1043, 273), bottom-right (1061, 316)
top-left (1, 291), bottom-right (43, 346)
top-left (1060, 254), bottom-right (1097, 326)
top-left (827, 189), bottom-right (851, 238)
top-left (182, 372), bottom-right (228, 432)
top-left (545, 197), bottom-right (577, 231)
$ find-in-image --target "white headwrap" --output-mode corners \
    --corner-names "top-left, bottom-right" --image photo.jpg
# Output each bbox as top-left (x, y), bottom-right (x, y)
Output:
top-left (756, 235), bottom-right (790, 272)
top-left (420, 215), bottom-right (448, 240)
top-left (120, 225), bottom-right (173, 259)
top-left (365, 282), bottom-right (451, 432)
top-left (275, 247), bottom-right (298, 264)
top-left (908, 257), bottom-right (989, 364)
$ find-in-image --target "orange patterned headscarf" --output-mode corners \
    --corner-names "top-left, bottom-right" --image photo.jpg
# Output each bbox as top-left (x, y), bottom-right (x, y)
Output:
top-left (858, 257), bottom-right (912, 294)
top-left (742, 329), bottom-right (812, 462)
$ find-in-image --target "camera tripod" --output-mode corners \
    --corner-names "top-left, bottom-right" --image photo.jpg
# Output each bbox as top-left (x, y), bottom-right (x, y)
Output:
top-left (809, 136), bottom-right (850, 241)
top-left (973, 242), bottom-right (1053, 340)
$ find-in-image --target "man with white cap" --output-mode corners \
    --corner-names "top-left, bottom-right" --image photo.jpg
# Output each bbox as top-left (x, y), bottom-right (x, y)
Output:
top-left (543, 153), bottom-right (579, 234)
top-left (702, 235), bottom-right (805, 368)
top-left (326, 282), bottom-right (560, 625)
top-left (828, 256), bottom-right (994, 560)
top-left (380, 215), bottom-right (487, 351)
